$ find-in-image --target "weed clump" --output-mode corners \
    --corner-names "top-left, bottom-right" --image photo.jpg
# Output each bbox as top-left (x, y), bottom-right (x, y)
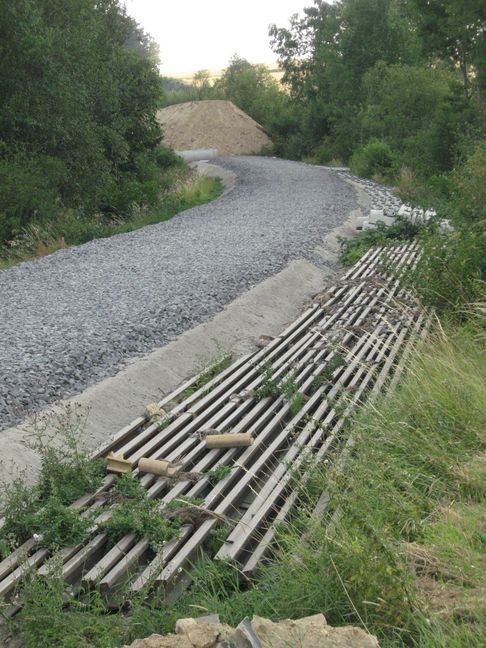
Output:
top-left (180, 353), bottom-right (232, 401)
top-left (0, 407), bottom-right (105, 555)
top-left (207, 464), bottom-right (232, 486)
top-left (339, 217), bottom-right (422, 266)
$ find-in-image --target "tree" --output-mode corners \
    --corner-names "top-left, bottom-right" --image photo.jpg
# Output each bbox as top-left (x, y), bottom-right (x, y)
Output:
top-left (411, 0), bottom-right (486, 99)
top-left (0, 0), bottom-right (164, 241)
top-left (215, 55), bottom-right (287, 130)
top-left (269, 0), bottom-right (422, 157)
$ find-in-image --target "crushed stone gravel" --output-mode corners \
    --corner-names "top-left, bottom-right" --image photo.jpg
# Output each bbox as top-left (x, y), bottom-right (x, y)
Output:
top-left (0, 156), bottom-right (361, 430)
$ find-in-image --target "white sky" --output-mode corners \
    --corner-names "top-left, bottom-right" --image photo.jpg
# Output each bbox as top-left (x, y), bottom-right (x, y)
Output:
top-left (124, 0), bottom-right (311, 74)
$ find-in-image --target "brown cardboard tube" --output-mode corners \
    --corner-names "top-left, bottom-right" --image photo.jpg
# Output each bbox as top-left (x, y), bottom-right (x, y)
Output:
top-left (138, 457), bottom-right (180, 477)
top-left (205, 433), bottom-right (253, 449)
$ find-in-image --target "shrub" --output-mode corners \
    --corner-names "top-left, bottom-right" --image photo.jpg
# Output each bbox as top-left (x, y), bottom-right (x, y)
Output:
top-left (451, 141), bottom-right (486, 223)
top-left (0, 155), bottom-right (66, 241)
top-left (349, 139), bottom-right (397, 180)
top-left (155, 145), bottom-right (183, 169)
top-left (339, 217), bottom-right (422, 266)
top-left (410, 226), bottom-right (486, 315)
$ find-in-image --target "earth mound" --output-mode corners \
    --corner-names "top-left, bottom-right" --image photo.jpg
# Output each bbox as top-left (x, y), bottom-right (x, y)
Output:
top-left (157, 100), bottom-right (272, 155)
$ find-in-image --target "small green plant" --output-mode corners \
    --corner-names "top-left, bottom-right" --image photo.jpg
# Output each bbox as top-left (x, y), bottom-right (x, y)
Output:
top-left (180, 353), bottom-right (232, 401)
top-left (33, 496), bottom-right (92, 551)
top-left (255, 365), bottom-right (304, 414)
top-left (0, 408), bottom-right (105, 552)
top-left (312, 354), bottom-right (346, 390)
top-left (339, 217), bottom-right (422, 266)
top-left (349, 139), bottom-right (397, 181)
top-left (25, 406), bottom-right (105, 505)
top-left (254, 363), bottom-right (281, 400)
top-left (207, 464), bottom-right (232, 486)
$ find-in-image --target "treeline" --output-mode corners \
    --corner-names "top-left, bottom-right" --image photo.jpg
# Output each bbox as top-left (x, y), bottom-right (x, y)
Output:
top-left (171, 1), bottom-right (484, 221)
top-left (0, 0), bottom-right (182, 250)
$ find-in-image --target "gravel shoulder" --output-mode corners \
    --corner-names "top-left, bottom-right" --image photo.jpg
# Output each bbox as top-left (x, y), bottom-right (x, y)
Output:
top-left (0, 156), bottom-right (359, 431)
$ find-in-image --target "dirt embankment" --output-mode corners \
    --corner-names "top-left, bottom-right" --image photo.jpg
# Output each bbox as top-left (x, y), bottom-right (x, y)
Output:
top-left (157, 100), bottom-right (272, 155)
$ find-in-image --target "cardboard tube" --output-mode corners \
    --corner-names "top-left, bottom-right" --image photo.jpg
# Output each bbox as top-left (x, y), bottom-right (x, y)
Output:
top-left (205, 433), bottom-right (253, 449)
top-left (138, 457), bottom-right (180, 477)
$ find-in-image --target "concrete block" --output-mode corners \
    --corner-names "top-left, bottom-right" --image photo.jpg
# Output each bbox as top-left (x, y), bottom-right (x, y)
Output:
top-left (439, 219), bottom-right (454, 233)
top-left (398, 204), bottom-right (412, 217)
top-left (376, 215), bottom-right (397, 227)
top-left (356, 216), bottom-right (367, 230)
top-left (368, 209), bottom-right (385, 224)
top-left (363, 222), bottom-right (377, 230)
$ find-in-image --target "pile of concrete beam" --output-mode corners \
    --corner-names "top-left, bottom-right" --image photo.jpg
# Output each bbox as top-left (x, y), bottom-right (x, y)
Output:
top-left (334, 168), bottom-right (453, 234)
top-left (0, 244), bottom-right (429, 613)
top-left (355, 205), bottom-right (452, 231)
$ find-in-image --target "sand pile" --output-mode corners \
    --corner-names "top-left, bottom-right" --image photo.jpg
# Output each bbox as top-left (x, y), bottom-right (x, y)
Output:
top-left (157, 100), bottom-right (272, 155)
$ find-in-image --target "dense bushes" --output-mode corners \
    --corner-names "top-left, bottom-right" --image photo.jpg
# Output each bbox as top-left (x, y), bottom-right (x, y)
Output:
top-left (349, 139), bottom-right (397, 180)
top-left (0, 0), bottom-right (172, 246)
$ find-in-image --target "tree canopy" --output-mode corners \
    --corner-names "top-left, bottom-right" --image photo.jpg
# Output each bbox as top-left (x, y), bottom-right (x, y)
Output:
top-left (0, 0), bottom-right (165, 242)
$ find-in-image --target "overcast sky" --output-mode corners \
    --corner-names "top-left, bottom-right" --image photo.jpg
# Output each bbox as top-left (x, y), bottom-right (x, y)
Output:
top-left (124, 0), bottom-right (311, 74)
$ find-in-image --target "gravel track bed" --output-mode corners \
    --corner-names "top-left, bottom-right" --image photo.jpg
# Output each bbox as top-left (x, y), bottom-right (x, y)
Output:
top-left (0, 156), bottom-right (358, 430)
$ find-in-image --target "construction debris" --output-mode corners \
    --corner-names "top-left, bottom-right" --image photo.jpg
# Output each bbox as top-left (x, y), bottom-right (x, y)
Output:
top-left (124, 614), bottom-right (380, 648)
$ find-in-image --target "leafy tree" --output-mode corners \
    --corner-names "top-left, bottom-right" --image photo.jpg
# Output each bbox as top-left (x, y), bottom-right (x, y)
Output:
top-left (411, 0), bottom-right (486, 99)
top-left (0, 0), bottom-right (165, 242)
top-left (360, 62), bottom-right (469, 174)
top-left (270, 0), bottom-right (421, 157)
top-left (215, 55), bottom-right (287, 129)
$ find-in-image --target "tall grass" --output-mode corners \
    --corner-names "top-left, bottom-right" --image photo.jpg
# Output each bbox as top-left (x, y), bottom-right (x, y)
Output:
top-left (0, 173), bottom-right (222, 269)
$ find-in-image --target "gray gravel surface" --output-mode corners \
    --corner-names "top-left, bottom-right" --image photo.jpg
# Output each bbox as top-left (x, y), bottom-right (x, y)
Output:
top-left (0, 156), bottom-right (358, 430)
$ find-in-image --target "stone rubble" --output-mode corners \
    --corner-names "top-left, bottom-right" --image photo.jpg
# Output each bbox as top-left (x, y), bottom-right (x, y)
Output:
top-left (124, 613), bottom-right (380, 648)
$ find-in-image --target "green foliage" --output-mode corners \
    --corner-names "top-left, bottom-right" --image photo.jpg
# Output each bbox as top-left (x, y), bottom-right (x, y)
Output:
top-left (0, 479), bottom-right (39, 554)
top-left (1, 173), bottom-right (222, 267)
top-left (360, 63), bottom-right (468, 177)
top-left (255, 365), bottom-right (304, 414)
top-left (410, 225), bottom-right (486, 315)
top-left (180, 353), bottom-right (232, 401)
top-left (101, 475), bottom-right (184, 549)
top-left (14, 569), bottom-right (125, 648)
top-left (270, 0), bottom-right (485, 182)
top-left (0, 409), bottom-right (105, 552)
top-left (349, 139), bottom-right (397, 180)
top-left (0, 0), bottom-right (169, 245)
top-left (166, 324), bottom-right (486, 645)
top-left (207, 464), bottom-right (232, 486)
top-left (451, 140), bottom-right (486, 223)
top-left (311, 354), bottom-right (346, 390)
top-left (215, 56), bottom-right (288, 132)
top-left (339, 217), bottom-right (422, 266)
top-left (34, 496), bottom-right (92, 550)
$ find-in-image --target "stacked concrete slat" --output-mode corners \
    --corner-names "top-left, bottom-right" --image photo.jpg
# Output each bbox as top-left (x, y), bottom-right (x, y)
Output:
top-left (0, 244), bottom-right (428, 609)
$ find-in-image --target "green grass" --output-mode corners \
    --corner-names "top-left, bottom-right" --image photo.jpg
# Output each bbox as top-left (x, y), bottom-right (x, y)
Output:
top-left (0, 173), bottom-right (223, 269)
top-left (179, 353), bottom-right (232, 401)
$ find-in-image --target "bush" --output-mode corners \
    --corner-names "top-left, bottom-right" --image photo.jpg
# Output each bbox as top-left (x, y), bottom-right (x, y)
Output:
top-left (339, 217), bottom-right (421, 266)
top-left (349, 139), bottom-right (397, 180)
top-left (0, 155), bottom-right (66, 241)
top-left (451, 141), bottom-right (486, 223)
top-left (410, 225), bottom-right (486, 315)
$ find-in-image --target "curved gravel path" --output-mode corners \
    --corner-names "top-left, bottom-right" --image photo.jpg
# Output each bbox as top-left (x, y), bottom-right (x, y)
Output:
top-left (0, 156), bottom-right (358, 430)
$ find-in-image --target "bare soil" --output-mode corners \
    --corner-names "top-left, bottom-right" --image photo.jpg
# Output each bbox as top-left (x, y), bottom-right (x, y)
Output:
top-left (157, 100), bottom-right (272, 155)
